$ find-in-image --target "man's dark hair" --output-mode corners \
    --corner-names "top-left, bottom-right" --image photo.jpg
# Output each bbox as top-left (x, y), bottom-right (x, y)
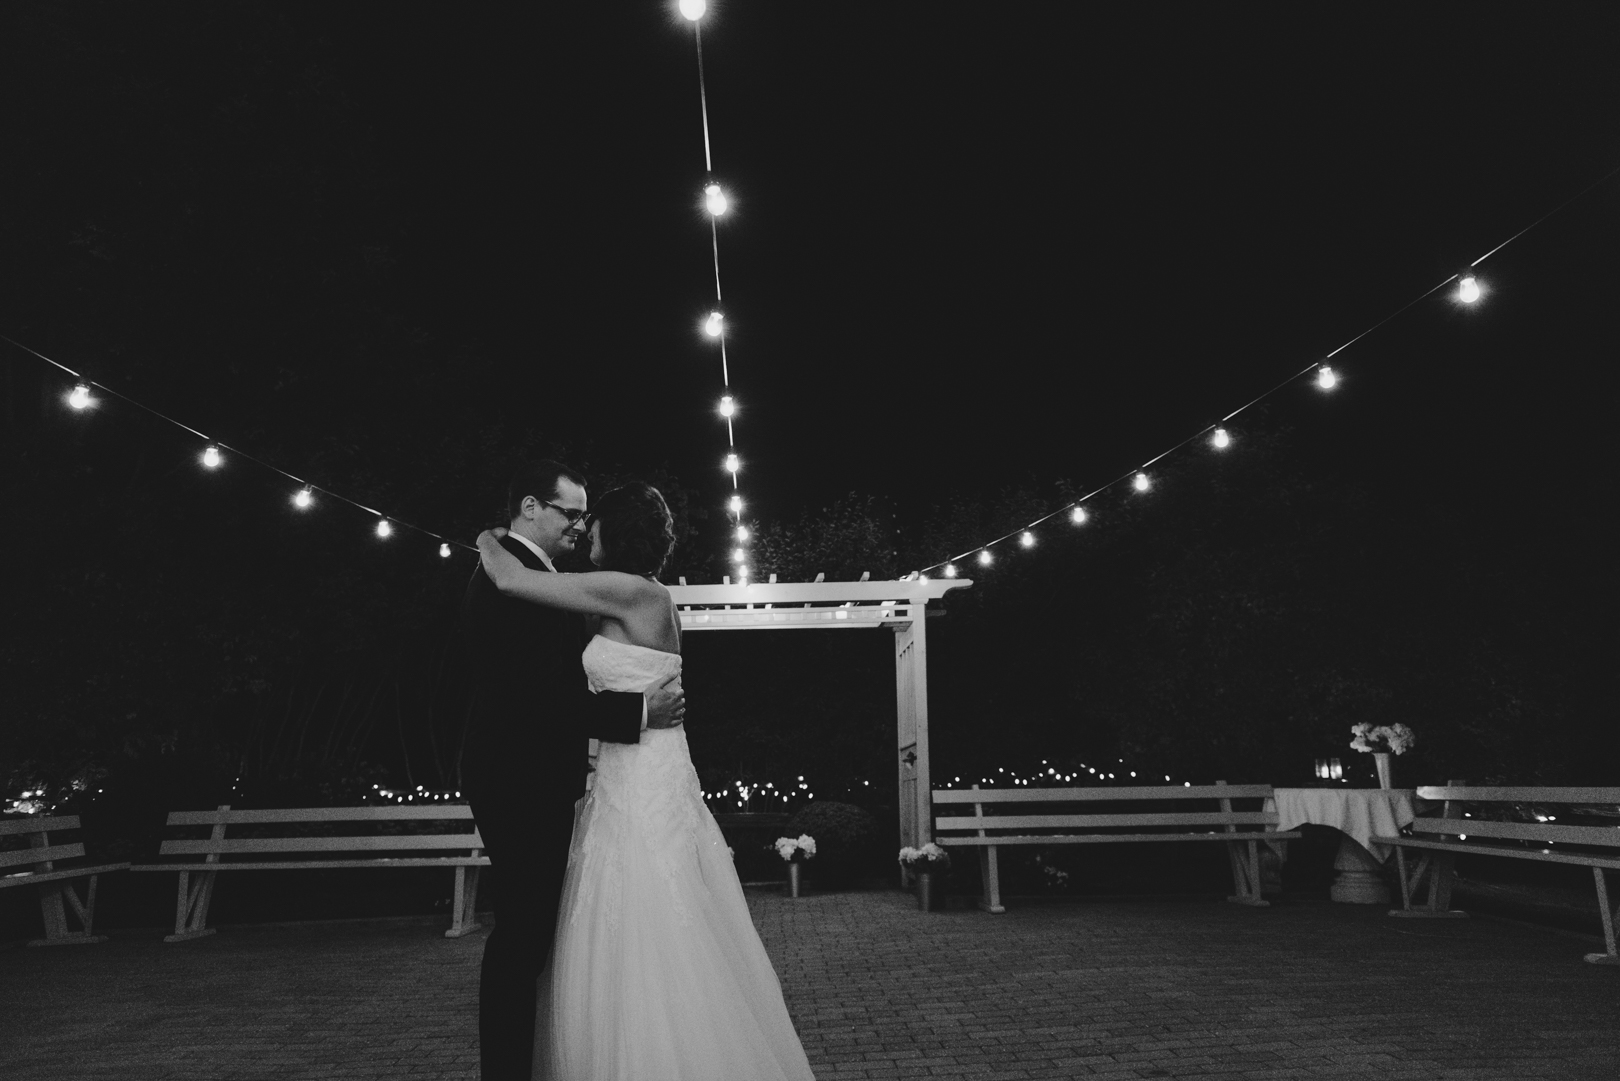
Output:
top-left (591, 482), bottom-right (676, 578)
top-left (507, 459), bottom-right (587, 522)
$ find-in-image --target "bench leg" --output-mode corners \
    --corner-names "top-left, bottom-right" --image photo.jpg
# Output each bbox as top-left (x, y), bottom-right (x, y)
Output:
top-left (445, 865), bottom-right (483, 938)
top-left (1388, 848), bottom-right (1468, 919)
top-left (29, 876), bottom-right (108, 946)
top-left (166, 869), bottom-right (219, 943)
top-left (977, 846), bottom-right (1005, 914)
top-left (1584, 867), bottom-right (1620, 966)
top-left (1225, 839), bottom-right (1269, 907)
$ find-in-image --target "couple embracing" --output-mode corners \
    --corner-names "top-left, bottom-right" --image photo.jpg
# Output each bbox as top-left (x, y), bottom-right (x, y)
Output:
top-left (460, 460), bottom-right (815, 1081)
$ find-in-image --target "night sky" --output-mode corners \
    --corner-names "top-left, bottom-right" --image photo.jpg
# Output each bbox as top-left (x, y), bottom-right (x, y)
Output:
top-left (6, 3), bottom-right (1618, 566)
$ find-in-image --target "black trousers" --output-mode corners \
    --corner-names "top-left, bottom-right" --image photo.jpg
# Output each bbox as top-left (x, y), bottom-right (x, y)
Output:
top-left (467, 787), bottom-right (579, 1081)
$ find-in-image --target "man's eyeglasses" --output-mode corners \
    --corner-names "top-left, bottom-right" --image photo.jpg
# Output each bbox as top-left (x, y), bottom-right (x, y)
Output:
top-left (539, 498), bottom-right (591, 527)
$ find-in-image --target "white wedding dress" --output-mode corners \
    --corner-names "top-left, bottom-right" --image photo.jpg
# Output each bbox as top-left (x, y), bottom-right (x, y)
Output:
top-left (534, 634), bottom-right (816, 1081)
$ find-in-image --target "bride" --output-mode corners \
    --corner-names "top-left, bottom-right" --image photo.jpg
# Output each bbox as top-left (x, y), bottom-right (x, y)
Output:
top-left (475, 482), bottom-right (815, 1081)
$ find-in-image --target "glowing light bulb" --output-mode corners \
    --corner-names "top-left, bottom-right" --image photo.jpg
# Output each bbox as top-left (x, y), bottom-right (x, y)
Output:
top-left (724, 453), bottom-right (740, 474)
top-left (1458, 275), bottom-right (1481, 303)
top-left (719, 395), bottom-right (736, 417)
top-left (732, 548), bottom-right (745, 563)
top-left (1020, 531), bottom-right (1035, 548)
top-left (703, 311), bottom-right (724, 338)
top-left (293, 487), bottom-right (313, 509)
top-left (1132, 472), bottom-right (1150, 492)
top-left (1317, 365), bottom-right (1338, 390)
top-left (944, 563), bottom-right (957, 578)
top-left (978, 549), bottom-right (992, 566)
top-left (1211, 427), bottom-right (1231, 449)
top-left (728, 494), bottom-right (742, 514)
top-left (704, 182), bottom-right (728, 216)
top-left (67, 384), bottom-right (92, 410)
top-left (735, 525), bottom-right (749, 541)
top-left (1070, 506), bottom-right (1088, 525)
top-left (439, 543), bottom-right (451, 558)
top-left (201, 446), bottom-right (223, 469)
top-left (737, 565), bottom-right (749, 579)
top-left (376, 519), bottom-right (393, 539)
top-left (678, 0), bottom-right (705, 20)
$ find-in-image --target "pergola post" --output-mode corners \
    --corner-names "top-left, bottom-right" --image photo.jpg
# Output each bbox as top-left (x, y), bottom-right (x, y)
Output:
top-left (893, 613), bottom-right (931, 866)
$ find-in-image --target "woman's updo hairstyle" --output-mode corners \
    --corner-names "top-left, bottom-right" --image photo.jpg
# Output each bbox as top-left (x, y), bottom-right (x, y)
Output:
top-left (591, 482), bottom-right (676, 578)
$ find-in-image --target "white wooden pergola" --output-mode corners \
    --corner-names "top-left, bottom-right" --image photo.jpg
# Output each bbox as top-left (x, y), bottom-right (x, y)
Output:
top-left (666, 577), bottom-right (973, 854)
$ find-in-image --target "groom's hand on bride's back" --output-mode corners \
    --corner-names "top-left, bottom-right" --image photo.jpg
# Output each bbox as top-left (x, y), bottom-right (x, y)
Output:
top-left (644, 673), bottom-right (686, 729)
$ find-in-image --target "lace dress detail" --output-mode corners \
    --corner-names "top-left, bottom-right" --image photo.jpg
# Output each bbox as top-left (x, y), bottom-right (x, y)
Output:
top-left (535, 635), bottom-right (816, 1081)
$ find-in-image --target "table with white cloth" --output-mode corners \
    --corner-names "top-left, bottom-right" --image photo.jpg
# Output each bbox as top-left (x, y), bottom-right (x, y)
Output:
top-left (1267, 787), bottom-right (1417, 903)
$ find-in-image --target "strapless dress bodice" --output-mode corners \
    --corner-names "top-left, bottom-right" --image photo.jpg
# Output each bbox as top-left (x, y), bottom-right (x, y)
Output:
top-left (582, 634), bottom-right (682, 695)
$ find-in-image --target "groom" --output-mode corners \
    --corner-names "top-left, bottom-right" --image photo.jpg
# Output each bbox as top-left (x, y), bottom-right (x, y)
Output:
top-left (461, 459), bottom-right (685, 1081)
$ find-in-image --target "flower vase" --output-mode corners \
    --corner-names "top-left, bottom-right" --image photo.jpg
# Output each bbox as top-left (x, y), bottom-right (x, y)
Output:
top-left (1374, 752), bottom-right (1393, 790)
top-left (788, 861), bottom-right (803, 899)
top-left (915, 871), bottom-right (936, 912)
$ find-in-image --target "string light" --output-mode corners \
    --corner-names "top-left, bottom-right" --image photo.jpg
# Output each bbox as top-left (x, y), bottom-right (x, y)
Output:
top-left (735, 525), bottom-right (749, 541)
top-left (732, 548), bottom-right (745, 563)
top-left (1317, 365), bottom-right (1338, 390)
top-left (678, 0), bottom-right (705, 19)
top-left (1070, 506), bottom-right (1088, 525)
top-left (1132, 472), bottom-right (1150, 492)
top-left (293, 487), bottom-right (313, 509)
top-left (67, 383), bottom-right (92, 410)
top-left (728, 494), bottom-right (742, 514)
top-left (439, 543), bottom-right (451, 558)
top-left (704, 311), bottom-right (724, 338)
top-left (1211, 427), bottom-right (1232, 449)
top-left (704, 182), bottom-right (728, 217)
top-left (724, 453), bottom-right (740, 474)
top-left (201, 445), bottom-right (223, 469)
top-left (1458, 274), bottom-right (1482, 304)
top-left (944, 563), bottom-right (957, 578)
top-left (738, 565), bottom-right (749, 579)
top-left (719, 396), bottom-right (735, 417)
top-left (977, 550), bottom-right (992, 566)
top-left (376, 519), bottom-right (393, 539)
top-left (1020, 531), bottom-right (1035, 548)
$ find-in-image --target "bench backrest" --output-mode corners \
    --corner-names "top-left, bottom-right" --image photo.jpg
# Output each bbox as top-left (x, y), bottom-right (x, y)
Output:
top-left (1409, 786), bottom-right (1620, 851)
top-left (0, 815), bottom-right (89, 873)
top-left (932, 784), bottom-right (1282, 837)
top-left (154, 805), bottom-right (485, 860)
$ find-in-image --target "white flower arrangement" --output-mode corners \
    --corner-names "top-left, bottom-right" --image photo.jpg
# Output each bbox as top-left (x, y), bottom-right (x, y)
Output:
top-left (773, 834), bottom-right (816, 863)
top-left (1350, 722), bottom-right (1416, 755)
top-left (898, 842), bottom-right (952, 873)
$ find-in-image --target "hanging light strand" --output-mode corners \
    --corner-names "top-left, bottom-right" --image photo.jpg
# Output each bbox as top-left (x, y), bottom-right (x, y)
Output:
top-left (683, 6), bottom-right (753, 573)
top-left (913, 162), bottom-right (1620, 576)
top-left (2, 333), bottom-right (474, 553)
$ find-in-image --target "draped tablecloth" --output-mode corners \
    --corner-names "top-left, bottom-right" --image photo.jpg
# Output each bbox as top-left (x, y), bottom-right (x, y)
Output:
top-left (1269, 788), bottom-right (1416, 861)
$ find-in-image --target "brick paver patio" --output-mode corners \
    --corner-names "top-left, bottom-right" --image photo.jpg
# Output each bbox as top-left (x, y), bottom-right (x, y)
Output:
top-left (5, 889), bottom-right (1618, 1080)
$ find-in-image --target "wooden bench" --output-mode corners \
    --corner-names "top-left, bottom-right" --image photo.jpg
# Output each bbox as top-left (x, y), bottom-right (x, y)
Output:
top-left (933, 782), bottom-right (1299, 913)
top-left (1, 815), bottom-right (129, 945)
top-left (130, 804), bottom-right (488, 942)
top-left (1374, 783), bottom-right (1620, 965)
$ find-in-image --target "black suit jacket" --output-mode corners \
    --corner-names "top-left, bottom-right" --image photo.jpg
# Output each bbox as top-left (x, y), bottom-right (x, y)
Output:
top-left (460, 535), bottom-right (643, 799)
